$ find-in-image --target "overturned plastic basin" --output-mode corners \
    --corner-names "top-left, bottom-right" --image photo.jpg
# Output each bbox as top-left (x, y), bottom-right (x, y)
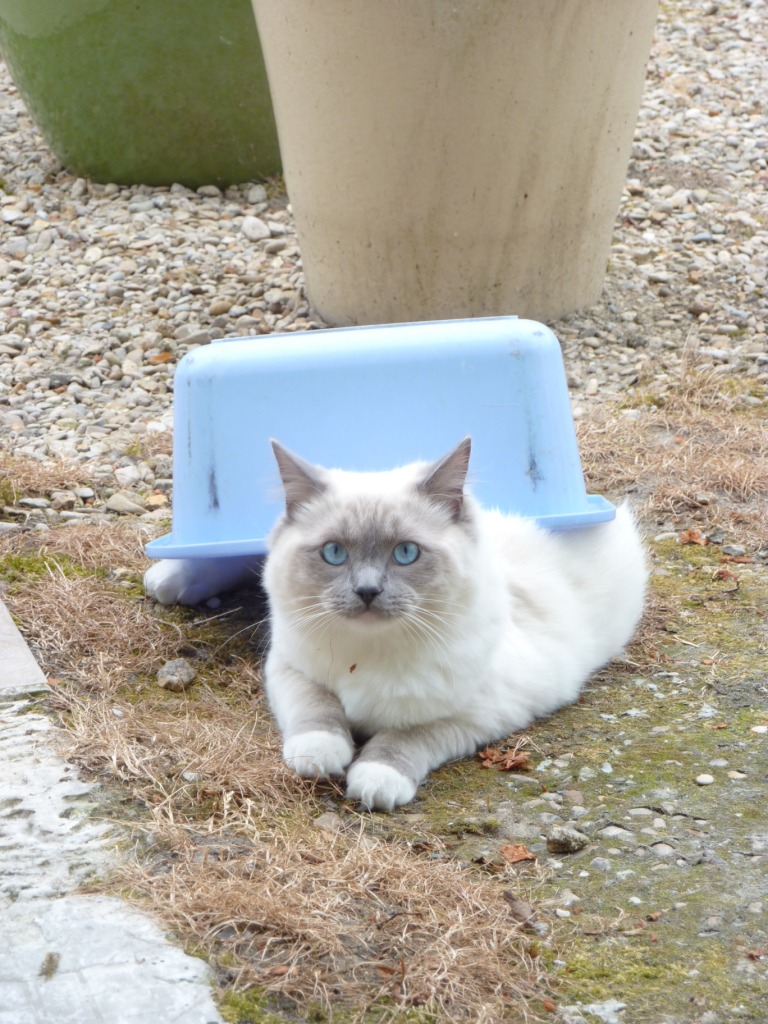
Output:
top-left (145, 317), bottom-right (614, 560)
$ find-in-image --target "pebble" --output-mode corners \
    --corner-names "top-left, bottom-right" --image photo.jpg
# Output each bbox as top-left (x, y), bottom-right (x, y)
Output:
top-left (0, 0), bottom-right (764, 533)
top-left (313, 812), bottom-right (344, 833)
top-left (105, 492), bottom-right (147, 515)
top-left (241, 215), bottom-right (271, 242)
top-left (546, 826), bottom-right (590, 855)
top-left (695, 774), bottom-right (715, 786)
top-left (721, 544), bottom-right (746, 557)
top-left (156, 658), bottom-right (198, 692)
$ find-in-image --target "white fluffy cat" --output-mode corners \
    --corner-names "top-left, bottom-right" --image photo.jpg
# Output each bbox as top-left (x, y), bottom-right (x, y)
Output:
top-left (145, 438), bottom-right (647, 810)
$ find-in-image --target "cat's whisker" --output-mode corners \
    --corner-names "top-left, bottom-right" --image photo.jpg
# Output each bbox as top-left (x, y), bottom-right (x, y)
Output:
top-left (403, 612), bottom-right (458, 691)
top-left (288, 605), bottom-right (335, 641)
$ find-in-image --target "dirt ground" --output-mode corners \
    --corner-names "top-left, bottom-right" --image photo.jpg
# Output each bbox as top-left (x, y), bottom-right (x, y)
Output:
top-left (1, 363), bottom-right (766, 1024)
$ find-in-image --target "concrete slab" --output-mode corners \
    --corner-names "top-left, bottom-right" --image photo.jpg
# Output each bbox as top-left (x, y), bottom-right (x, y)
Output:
top-left (0, 598), bottom-right (49, 698)
top-left (1, 896), bottom-right (222, 1024)
top-left (0, 597), bottom-right (224, 1023)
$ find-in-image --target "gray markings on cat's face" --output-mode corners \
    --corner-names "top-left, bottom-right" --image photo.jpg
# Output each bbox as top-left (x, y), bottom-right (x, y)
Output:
top-left (300, 503), bottom-right (441, 621)
top-left (277, 492), bottom-right (475, 632)
top-left (268, 439), bottom-right (476, 629)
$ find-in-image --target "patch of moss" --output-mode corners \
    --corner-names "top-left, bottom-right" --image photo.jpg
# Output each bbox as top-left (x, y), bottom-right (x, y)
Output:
top-left (0, 549), bottom-right (113, 589)
top-left (0, 476), bottom-right (17, 506)
top-left (219, 987), bottom-right (313, 1024)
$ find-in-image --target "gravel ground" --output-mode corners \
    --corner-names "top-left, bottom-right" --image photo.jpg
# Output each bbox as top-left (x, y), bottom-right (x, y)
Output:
top-left (1, 0), bottom-right (766, 513)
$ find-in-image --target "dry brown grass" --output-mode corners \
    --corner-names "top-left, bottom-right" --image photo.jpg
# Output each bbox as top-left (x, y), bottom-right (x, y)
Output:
top-left (79, 699), bottom-right (544, 1022)
top-left (577, 373), bottom-right (768, 546)
top-left (48, 647), bottom-right (545, 1022)
top-left (127, 826), bottom-right (542, 1023)
top-left (1, 519), bottom-right (152, 573)
top-left (0, 450), bottom-right (95, 500)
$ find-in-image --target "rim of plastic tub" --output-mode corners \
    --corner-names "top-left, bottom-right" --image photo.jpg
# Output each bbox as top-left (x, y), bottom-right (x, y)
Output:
top-left (144, 494), bottom-right (616, 560)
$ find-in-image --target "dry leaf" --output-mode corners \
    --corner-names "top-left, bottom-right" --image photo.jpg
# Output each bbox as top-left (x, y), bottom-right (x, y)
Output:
top-left (713, 567), bottom-right (737, 582)
top-left (478, 746), bottom-right (534, 772)
top-left (500, 843), bottom-right (537, 865)
top-left (679, 528), bottom-right (707, 546)
top-left (542, 998), bottom-right (558, 1013)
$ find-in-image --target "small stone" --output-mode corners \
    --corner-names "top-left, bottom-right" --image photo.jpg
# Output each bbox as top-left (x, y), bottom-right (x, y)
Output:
top-left (599, 825), bottom-right (634, 839)
top-left (651, 842), bottom-right (675, 857)
top-left (180, 329), bottom-right (212, 347)
top-left (144, 493), bottom-right (170, 509)
top-left (208, 298), bottom-right (233, 316)
top-left (264, 238), bottom-right (287, 254)
top-left (721, 544), bottom-right (746, 557)
top-left (590, 857), bottom-right (612, 872)
top-left (695, 773), bottom-right (715, 786)
top-left (546, 826), bottom-right (590, 855)
top-left (241, 215), bottom-right (271, 242)
top-left (246, 184), bottom-right (268, 204)
top-left (313, 812), bottom-right (344, 833)
top-left (697, 704), bottom-right (719, 719)
top-left (50, 490), bottom-right (77, 510)
top-left (563, 789), bottom-right (585, 805)
top-left (105, 492), bottom-right (147, 515)
top-left (502, 891), bottom-right (537, 925)
top-left (581, 1000), bottom-right (627, 1024)
top-left (114, 464), bottom-right (141, 488)
top-left (157, 658), bottom-right (198, 692)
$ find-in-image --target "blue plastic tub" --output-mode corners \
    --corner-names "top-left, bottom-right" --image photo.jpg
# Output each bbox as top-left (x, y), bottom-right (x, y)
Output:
top-left (145, 317), bottom-right (614, 559)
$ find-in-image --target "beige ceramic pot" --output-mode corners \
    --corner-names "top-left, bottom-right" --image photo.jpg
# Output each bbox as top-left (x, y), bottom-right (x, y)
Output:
top-left (252, 0), bottom-right (657, 325)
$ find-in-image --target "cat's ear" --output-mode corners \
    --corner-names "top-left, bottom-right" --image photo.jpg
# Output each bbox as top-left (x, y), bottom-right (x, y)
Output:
top-left (418, 437), bottom-right (471, 519)
top-left (271, 440), bottom-right (326, 518)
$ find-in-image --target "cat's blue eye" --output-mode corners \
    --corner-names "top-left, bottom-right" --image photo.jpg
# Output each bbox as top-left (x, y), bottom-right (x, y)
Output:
top-left (392, 542), bottom-right (420, 566)
top-left (321, 542), bottom-right (348, 566)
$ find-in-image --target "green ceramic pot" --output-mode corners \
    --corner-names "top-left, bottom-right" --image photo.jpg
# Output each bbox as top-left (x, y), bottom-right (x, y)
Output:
top-left (0, 0), bottom-right (280, 187)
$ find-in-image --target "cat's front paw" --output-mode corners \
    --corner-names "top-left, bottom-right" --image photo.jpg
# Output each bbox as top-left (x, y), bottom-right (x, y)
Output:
top-left (345, 761), bottom-right (417, 811)
top-left (283, 730), bottom-right (354, 778)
